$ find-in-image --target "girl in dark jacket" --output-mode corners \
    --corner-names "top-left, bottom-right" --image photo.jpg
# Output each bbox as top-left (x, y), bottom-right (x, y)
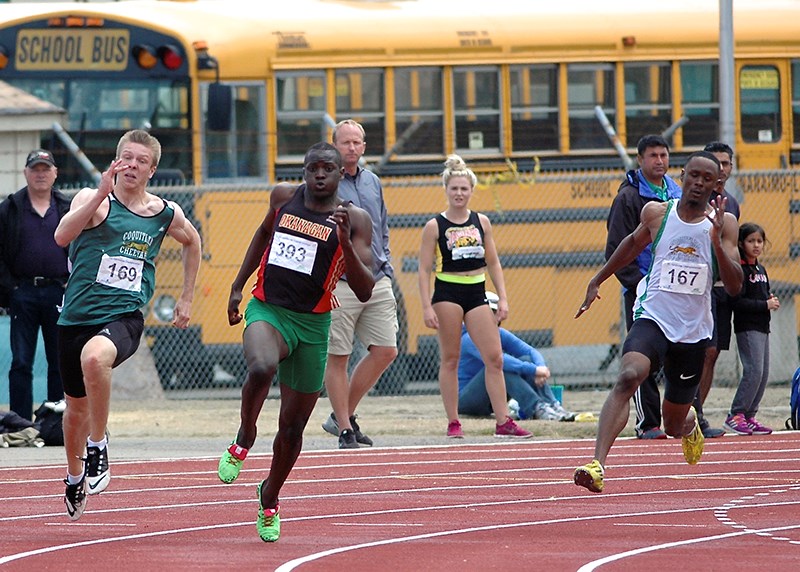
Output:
top-left (724, 223), bottom-right (780, 435)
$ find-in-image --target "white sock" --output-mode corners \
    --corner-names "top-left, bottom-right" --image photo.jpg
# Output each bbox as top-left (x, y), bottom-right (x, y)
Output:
top-left (88, 437), bottom-right (107, 450)
top-left (66, 472), bottom-right (83, 485)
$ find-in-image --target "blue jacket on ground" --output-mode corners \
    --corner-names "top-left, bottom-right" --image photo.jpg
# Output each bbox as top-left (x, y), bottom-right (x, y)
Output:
top-left (458, 326), bottom-right (546, 391)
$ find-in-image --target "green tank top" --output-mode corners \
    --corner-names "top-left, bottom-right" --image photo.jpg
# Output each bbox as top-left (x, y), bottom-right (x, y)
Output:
top-left (58, 193), bottom-right (175, 326)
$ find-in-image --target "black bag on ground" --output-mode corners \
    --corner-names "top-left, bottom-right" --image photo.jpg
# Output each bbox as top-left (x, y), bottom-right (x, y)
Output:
top-left (33, 400), bottom-right (65, 446)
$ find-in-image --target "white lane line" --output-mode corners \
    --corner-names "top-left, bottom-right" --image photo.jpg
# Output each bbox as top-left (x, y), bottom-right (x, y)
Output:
top-left (3, 436), bottom-right (798, 475)
top-left (576, 524), bottom-right (800, 572)
top-left (0, 521), bottom-right (247, 565)
top-left (713, 486), bottom-right (800, 544)
top-left (2, 469), bottom-right (798, 523)
top-left (3, 491), bottom-right (799, 566)
top-left (4, 453), bottom-right (800, 494)
top-left (44, 522), bottom-right (137, 527)
top-left (331, 523), bottom-right (424, 527)
top-left (613, 523), bottom-right (708, 528)
top-left (274, 511), bottom-right (800, 572)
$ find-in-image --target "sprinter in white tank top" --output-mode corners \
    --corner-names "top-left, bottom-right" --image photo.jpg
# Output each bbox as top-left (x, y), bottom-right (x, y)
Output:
top-left (572, 151), bottom-right (742, 493)
top-left (632, 198), bottom-right (714, 343)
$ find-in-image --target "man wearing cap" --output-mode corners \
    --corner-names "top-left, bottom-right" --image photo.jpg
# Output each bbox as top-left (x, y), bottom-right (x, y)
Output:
top-left (0, 150), bottom-right (71, 420)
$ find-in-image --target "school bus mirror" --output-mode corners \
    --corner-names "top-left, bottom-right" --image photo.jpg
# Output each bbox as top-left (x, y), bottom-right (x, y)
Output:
top-left (207, 83), bottom-right (232, 132)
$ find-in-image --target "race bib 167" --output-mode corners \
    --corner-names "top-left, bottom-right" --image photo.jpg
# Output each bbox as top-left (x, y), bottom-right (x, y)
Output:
top-left (658, 260), bottom-right (708, 295)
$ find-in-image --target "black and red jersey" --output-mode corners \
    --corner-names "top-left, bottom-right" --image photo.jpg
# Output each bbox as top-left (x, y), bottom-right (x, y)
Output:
top-left (252, 186), bottom-right (345, 313)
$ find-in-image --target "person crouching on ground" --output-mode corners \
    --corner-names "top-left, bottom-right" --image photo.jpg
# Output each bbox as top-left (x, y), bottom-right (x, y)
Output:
top-left (458, 291), bottom-right (574, 422)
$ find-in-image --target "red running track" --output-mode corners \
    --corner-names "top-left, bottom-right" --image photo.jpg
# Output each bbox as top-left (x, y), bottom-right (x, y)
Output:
top-left (2, 433), bottom-right (800, 571)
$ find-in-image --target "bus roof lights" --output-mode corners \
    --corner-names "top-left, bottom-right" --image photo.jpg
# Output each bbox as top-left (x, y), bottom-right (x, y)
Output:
top-left (193, 41), bottom-right (219, 73)
top-left (622, 35), bottom-right (636, 47)
top-left (159, 45), bottom-right (183, 70)
top-left (46, 16), bottom-right (103, 28)
top-left (133, 45), bottom-right (158, 69)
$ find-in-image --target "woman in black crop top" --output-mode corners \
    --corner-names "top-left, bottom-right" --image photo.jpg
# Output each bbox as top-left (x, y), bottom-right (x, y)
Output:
top-left (417, 155), bottom-right (531, 440)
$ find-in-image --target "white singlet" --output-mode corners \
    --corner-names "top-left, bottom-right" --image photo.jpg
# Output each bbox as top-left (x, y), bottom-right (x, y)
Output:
top-left (632, 199), bottom-right (715, 343)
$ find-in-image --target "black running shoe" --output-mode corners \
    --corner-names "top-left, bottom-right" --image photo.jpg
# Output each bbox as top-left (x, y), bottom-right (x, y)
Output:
top-left (349, 415), bottom-right (373, 446)
top-left (338, 429), bottom-right (359, 449)
top-left (85, 446), bottom-right (110, 495)
top-left (64, 477), bottom-right (87, 521)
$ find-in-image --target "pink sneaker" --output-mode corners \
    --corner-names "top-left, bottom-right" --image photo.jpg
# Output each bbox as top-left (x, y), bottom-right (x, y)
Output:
top-left (746, 417), bottom-right (773, 435)
top-left (723, 413), bottom-right (753, 435)
top-left (447, 420), bottom-right (464, 439)
top-left (495, 417), bottom-right (532, 439)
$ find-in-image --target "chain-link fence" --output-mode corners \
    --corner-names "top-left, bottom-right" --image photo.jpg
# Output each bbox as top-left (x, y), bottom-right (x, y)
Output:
top-left (132, 169), bottom-right (800, 398)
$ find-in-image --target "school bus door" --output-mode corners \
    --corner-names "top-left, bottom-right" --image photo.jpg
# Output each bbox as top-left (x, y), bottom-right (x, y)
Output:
top-left (735, 60), bottom-right (791, 169)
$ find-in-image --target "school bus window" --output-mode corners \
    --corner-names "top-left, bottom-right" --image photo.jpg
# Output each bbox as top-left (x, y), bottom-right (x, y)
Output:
top-left (153, 86), bottom-right (188, 129)
top-left (276, 71), bottom-right (327, 158)
top-left (204, 83), bottom-right (266, 179)
top-left (739, 66), bottom-right (781, 143)
top-left (793, 60), bottom-right (800, 144)
top-left (83, 81), bottom-right (188, 131)
top-left (567, 63), bottom-right (615, 150)
top-left (510, 64), bottom-right (558, 152)
top-left (394, 67), bottom-right (444, 155)
top-left (680, 61), bottom-right (719, 146)
top-left (12, 78), bottom-right (189, 133)
top-left (99, 88), bottom-right (149, 114)
top-left (453, 66), bottom-right (501, 152)
top-left (624, 62), bottom-right (671, 144)
top-left (335, 69), bottom-right (385, 156)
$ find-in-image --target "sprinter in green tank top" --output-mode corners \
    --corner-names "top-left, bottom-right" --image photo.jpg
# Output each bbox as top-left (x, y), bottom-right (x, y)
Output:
top-left (54, 130), bottom-right (202, 521)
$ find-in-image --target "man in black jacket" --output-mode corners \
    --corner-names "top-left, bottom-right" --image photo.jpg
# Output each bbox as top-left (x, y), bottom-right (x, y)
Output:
top-left (692, 141), bottom-right (741, 438)
top-left (0, 150), bottom-right (71, 420)
top-left (605, 135), bottom-right (681, 439)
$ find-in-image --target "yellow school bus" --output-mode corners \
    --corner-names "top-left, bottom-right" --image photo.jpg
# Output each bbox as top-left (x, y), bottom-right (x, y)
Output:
top-left (2, 0), bottom-right (800, 389)
top-left (1, 0), bottom-right (799, 184)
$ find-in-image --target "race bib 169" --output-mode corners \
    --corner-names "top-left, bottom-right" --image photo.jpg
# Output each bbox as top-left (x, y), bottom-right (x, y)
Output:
top-left (95, 254), bottom-right (144, 292)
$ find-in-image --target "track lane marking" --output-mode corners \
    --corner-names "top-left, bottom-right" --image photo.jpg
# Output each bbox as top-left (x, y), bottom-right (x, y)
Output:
top-left (3, 467), bottom-right (799, 522)
top-left (576, 523), bottom-right (800, 572)
top-left (3, 490), bottom-right (800, 565)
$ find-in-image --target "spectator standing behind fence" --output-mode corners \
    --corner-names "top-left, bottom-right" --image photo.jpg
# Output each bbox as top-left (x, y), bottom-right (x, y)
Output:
top-left (723, 222), bottom-right (779, 436)
top-left (321, 119), bottom-right (398, 449)
top-left (0, 150), bottom-right (70, 421)
top-left (605, 135), bottom-right (681, 440)
top-left (55, 130), bottom-right (202, 521)
top-left (418, 155), bottom-right (531, 440)
top-left (573, 152), bottom-right (742, 493)
top-left (216, 143), bottom-right (374, 542)
top-left (458, 291), bottom-right (574, 422)
top-left (692, 141), bottom-right (741, 438)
